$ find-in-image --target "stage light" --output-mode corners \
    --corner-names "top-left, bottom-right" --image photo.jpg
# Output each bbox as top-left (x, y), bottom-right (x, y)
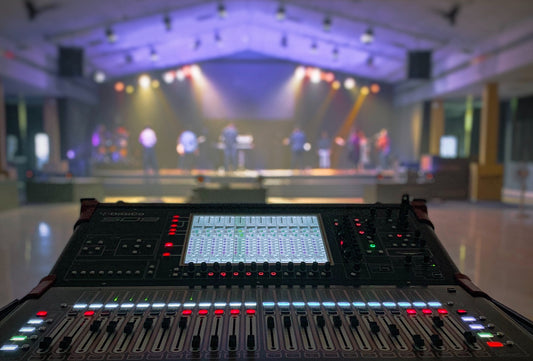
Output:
top-left (324, 72), bottom-right (335, 83)
top-left (163, 71), bottom-right (175, 84)
top-left (295, 66), bottom-right (305, 80)
top-left (93, 70), bottom-right (106, 83)
top-left (361, 86), bottom-right (370, 95)
top-left (66, 150), bottom-right (75, 160)
top-left (139, 74), bottom-right (151, 88)
top-left (280, 34), bottom-right (288, 48)
top-left (190, 64), bottom-right (201, 78)
top-left (276, 4), bottom-right (286, 20)
top-left (360, 27), bottom-right (374, 44)
top-left (182, 66), bottom-right (191, 77)
top-left (176, 69), bottom-right (185, 81)
top-left (332, 47), bottom-right (339, 61)
top-left (217, 2), bottom-right (227, 18)
top-left (114, 82), bottom-right (125, 92)
top-left (305, 67), bottom-right (314, 77)
top-left (310, 40), bottom-right (318, 53)
top-left (152, 79), bottom-right (160, 89)
top-left (303, 142), bottom-right (311, 151)
top-left (332, 80), bottom-right (341, 90)
top-left (163, 14), bottom-right (172, 32)
top-left (323, 16), bottom-right (332, 32)
top-left (344, 77), bottom-right (355, 89)
top-left (194, 38), bottom-right (202, 50)
top-left (370, 83), bottom-right (380, 94)
top-left (310, 68), bottom-right (321, 83)
top-left (150, 48), bottom-right (159, 62)
top-left (126, 85), bottom-right (134, 94)
top-left (106, 27), bottom-right (117, 43)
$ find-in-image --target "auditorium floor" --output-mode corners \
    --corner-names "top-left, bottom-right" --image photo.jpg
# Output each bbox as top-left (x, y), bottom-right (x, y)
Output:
top-left (0, 200), bottom-right (532, 321)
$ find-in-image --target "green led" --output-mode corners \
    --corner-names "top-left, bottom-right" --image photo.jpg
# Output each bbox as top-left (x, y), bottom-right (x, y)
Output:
top-left (10, 335), bottom-right (27, 341)
top-left (478, 332), bottom-right (494, 338)
top-left (432, 264), bottom-right (436, 267)
top-left (190, 297), bottom-right (193, 301)
top-left (369, 244), bottom-right (376, 248)
top-left (144, 297), bottom-right (149, 301)
top-left (113, 297), bottom-right (119, 302)
top-left (129, 298), bottom-right (133, 302)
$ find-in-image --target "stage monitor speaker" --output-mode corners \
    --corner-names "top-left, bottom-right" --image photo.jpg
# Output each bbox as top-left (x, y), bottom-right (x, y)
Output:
top-left (407, 50), bottom-right (432, 79)
top-left (58, 46), bottom-right (84, 77)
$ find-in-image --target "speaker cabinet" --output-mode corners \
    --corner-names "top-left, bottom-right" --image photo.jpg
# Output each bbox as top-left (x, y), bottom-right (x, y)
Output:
top-left (58, 46), bottom-right (84, 77)
top-left (407, 51), bottom-right (432, 79)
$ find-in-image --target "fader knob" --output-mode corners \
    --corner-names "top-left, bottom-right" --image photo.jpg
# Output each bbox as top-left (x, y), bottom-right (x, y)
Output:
top-left (275, 261), bottom-right (282, 271)
top-left (431, 334), bottom-right (443, 347)
top-left (228, 335), bottom-right (237, 350)
top-left (463, 331), bottom-right (476, 344)
top-left (188, 262), bottom-right (195, 272)
top-left (283, 316), bottom-right (292, 328)
top-left (300, 262), bottom-right (306, 271)
top-left (210, 335), bottom-right (219, 349)
top-left (267, 316), bottom-right (275, 330)
top-left (247, 335), bottom-right (255, 349)
top-left (300, 316), bottom-right (309, 328)
top-left (333, 316), bottom-right (342, 328)
top-left (191, 335), bottom-right (201, 350)
top-left (324, 262), bottom-right (331, 271)
top-left (200, 262), bottom-right (207, 271)
top-left (349, 316), bottom-right (359, 328)
top-left (59, 336), bottom-right (72, 350)
top-left (413, 334), bottom-right (424, 348)
top-left (432, 316), bottom-right (444, 328)
top-left (312, 262), bottom-right (319, 271)
top-left (225, 262), bottom-right (232, 272)
top-left (388, 324), bottom-right (399, 336)
top-left (39, 337), bottom-right (52, 350)
top-left (287, 262), bottom-right (294, 271)
top-left (213, 262), bottom-right (220, 271)
top-left (251, 262), bottom-right (257, 271)
top-left (263, 262), bottom-right (269, 272)
top-left (317, 315), bottom-right (325, 328)
top-left (162, 317), bottom-right (171, 330)
top-left (238, 262), bottom-right (245, 271)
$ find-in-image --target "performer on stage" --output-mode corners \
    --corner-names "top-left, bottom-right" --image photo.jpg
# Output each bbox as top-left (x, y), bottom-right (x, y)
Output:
top-left (287, 127), bottom-right (307, 169)
top-left (221, 122), bottom-right (238, 171)
top-left (317, 131), bottom-right (332, 169)
top-left (376, 128), bottom-right (391, 170)
top-left (348, 129), bottom-right (360, 169)
top-left (358, 130), bottom-right (370, 170)
top-left (138, 126), bottom-right (158, 174)
top-left (177, 130), bottom-right (198, 171)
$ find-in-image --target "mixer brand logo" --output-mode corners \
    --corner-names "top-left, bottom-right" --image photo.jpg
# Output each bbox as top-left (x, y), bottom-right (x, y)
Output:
top-left (99, 211), bottom-right (145, 217)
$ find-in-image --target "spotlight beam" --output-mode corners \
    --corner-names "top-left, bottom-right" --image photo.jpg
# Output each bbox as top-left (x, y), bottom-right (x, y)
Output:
top-left (331, 91), bottom-right (369, 167)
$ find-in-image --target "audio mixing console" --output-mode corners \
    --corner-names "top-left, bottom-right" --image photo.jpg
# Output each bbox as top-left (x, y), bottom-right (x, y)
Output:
top-left (1, 195), bottom-right (532, 360)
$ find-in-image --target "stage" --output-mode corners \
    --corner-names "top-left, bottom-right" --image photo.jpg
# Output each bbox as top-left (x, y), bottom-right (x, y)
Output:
top-left (22, 167), bottom-right (471, 204)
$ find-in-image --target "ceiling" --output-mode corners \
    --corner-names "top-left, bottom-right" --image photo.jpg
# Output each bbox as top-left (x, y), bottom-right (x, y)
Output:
top-left (1, 0), bottom-right (533, 99)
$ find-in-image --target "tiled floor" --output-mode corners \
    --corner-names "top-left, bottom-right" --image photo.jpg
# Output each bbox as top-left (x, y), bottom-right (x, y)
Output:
top-left (0, 200), bottom-right (532, 321)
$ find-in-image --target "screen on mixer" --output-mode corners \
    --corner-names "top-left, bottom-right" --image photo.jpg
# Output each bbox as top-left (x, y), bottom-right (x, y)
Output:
top-left (183, 215), bottom-right (329, 264)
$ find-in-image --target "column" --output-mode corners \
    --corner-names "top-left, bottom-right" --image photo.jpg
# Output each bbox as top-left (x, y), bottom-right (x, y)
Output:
top-left (43, 97), bottom-right (65, 172)
top-left (463, 95), bottom-right (474, 157)
top-left (469, 83), bottom-right (503, 201)
top-left (0, 80), bottom-right (7, 178)
top-left (429, 99), bottom-right (444, 155)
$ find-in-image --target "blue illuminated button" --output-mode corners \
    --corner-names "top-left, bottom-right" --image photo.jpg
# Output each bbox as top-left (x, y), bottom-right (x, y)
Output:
top-left (1, 344), bottom-right (18, 351)
top-left (278, 302), bottom-right (290, 308)
top-left (27, 319), bottom-right (43, 325)
top-left (19, 327), bottom-right (35, 333)
top-left (352, 302), bottom-right (366, 308)
top-left (367, 302), bottom-right (381, 308)
top-left (73, 303), bottom-right (87, 309)
top-left (461, 316), bottom-right (476, 322)
top-left (413, 302), bottom-right (426, 308)
top-left (307, 302), bottom-right (321, 308)
top-left (292, 302), bottom-right (305, 308)
top-left (322, 302), bottom-right (336, 308)
top-left (382, 302), bottom-right (396, 308)
top-left (337, 302), bottom-right (351, 308)
top-left (469, 324), bottom-right (485, 330)
top-left (397, 302), bottom-right (411, 308)
top-left (428, 302), bottom-right (442, 307)
top-left (263, 302), bottom-right (275, 308)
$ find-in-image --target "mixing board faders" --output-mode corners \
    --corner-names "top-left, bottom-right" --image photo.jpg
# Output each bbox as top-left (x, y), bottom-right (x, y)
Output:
top-left (1, 196), bottom-right (532, 360)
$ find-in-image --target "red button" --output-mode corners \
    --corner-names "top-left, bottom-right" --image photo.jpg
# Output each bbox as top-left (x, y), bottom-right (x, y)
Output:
top-left (457, 309), bottom-right (467, 314)
top-left (208, 272), bottom-right (214, 277)
top-left (233, 272), bottom-right (239, 276)
top-left (84, 311), bottom-right (95, 316)
top-left (214, 309), bottom-right (224, 315)
top-left (162, 252), bottom-right (171, 257)
top-left (230, 309), bottom-right (240, 315)
top-left (245, 272), bottom-right (252, 276)
top-left (422, 308), bottom-right (432, 314)
top-left (437, 309), bottom-right (448, 315)
top-left (182, 310), bottom-right (192, 315)
top-left (220, 272), bottom-right (227, 277)
top-left (359, 230), bottom-right (365, 235)
top-left (270, 272), bottom-right (277, 277)
top-left (164, 242), bottom-right (173, 247)
top-left (246, 309), bottom-right (256, 315)
top-left (258, 272), bottom-right (264, 276)
top-left (36, 311), bottom-right (48, 317)
top-left (198, 309), bottom-right (208, 315)
top-left (406, 308), bottom-right (417, 315)
top-left (487, 341), bottom-right (504, 348)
